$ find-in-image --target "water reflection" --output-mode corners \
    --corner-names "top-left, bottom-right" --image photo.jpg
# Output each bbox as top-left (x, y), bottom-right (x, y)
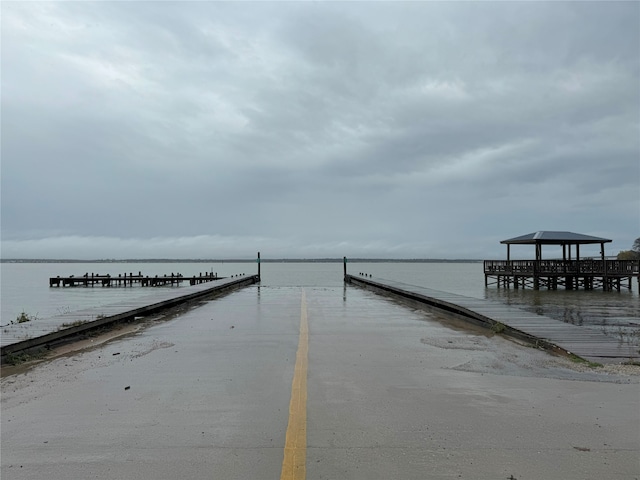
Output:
top-left (484, 284), bottom-right (640, 351)
top-left (484, 287), bottom-right (639, 327)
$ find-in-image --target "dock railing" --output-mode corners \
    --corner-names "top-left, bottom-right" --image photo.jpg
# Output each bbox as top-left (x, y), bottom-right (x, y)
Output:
top-left (484, 259), bottom-right (639, 276)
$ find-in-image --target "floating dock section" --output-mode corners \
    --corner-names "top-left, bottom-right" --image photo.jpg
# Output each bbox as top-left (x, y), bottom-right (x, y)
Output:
top-left (2, 274), bottom-right (260, 362)
top-left (345, 273), bottom-right (639, 364)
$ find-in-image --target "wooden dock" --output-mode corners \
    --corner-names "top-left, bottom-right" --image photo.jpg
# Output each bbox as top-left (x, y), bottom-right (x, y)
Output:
top-left (2, 274), bottom-right (260, 360)
top-left (484, 259), bottom-right (640, 291)
top-left (49, 272), bottom-right (224, 287)
top-left (345, 273), bottom-right (639, 364)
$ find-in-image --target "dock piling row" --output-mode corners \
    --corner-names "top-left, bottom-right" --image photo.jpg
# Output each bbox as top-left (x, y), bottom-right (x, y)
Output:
top-left (49, 272), bottom-right (222, 288)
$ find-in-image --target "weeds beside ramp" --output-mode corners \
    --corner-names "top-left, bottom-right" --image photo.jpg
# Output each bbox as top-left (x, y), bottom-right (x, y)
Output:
top-left (1, 275), bottom-right (260, 362)
top-left (345, 274), bottom-right (639, 364)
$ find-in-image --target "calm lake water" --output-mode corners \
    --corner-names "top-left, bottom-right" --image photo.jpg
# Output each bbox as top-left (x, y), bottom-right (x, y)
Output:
top-left (1, 261), bottom-right (638, 338)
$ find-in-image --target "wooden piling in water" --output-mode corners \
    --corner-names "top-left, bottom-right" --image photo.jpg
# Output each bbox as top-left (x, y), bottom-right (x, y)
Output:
top-left (49, 272), bottom-right (222, 288)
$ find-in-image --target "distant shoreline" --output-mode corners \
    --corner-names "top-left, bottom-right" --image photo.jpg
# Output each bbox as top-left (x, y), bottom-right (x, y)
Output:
top-left (1, 258), bottom-right (482, 264)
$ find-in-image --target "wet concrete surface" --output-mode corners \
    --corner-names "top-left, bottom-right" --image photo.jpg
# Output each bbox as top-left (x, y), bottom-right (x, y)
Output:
top-left (2, 285), bottom-right (639, 479)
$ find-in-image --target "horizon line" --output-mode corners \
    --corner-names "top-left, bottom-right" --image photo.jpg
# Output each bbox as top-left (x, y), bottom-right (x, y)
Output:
top-left (1, 257), bottom-right (484, 263)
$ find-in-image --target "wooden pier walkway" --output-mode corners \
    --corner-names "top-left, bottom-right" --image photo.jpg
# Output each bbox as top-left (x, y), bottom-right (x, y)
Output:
top-left (346, 274), bottom-right (639, 364)
top-left (49, 272), bottom-right (223, 287)
top-left (484, 259), bottom-right (639, 291)
top-left (2, 274), bottom-right (260, 359)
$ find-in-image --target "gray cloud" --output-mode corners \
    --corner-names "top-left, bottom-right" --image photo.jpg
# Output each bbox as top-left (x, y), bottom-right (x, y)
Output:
top-left (2, 2), bottom-right (638, 259)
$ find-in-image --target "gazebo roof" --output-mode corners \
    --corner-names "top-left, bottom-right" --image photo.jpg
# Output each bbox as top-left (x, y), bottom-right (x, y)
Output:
top-left (500, 231), bottom-right (612, 245)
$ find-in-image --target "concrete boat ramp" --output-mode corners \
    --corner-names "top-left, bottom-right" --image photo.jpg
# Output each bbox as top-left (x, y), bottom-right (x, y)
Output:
top-left (2, 281), bottom-right (639, 480)
top-left (346, 274), bottom-right (640, 364)
top-left (1, 277), bottom-right (639, 479)
top-left (3, 271), bottom-right (638, 364)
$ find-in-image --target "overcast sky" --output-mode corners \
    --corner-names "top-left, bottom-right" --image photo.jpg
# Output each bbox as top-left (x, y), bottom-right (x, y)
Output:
top-left (2, 1), bottom-right (638, 260)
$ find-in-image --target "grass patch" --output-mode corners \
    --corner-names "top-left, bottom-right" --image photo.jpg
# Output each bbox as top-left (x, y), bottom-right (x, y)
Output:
top-left (490, 321), bottom-right (506, 334)
top-left (568, 353), bottom-right (603, 368)
top-left (4, 348), bottom-right (47, 366)
top-left (59, 320), bottom-right (90, 329)
top-left (11, 311), bottom-right (38, 325)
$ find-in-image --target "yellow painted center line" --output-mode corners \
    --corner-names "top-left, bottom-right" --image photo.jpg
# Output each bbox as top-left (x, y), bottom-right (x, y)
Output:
top-left (280, 288), bottom-right (309, 480)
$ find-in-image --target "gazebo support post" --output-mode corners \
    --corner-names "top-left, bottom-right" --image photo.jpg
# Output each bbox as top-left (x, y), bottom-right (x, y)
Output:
top-left (566, 243), bottom-right (574, 290)
top-left (576, 244), bottom-right (581, 287)
top-left (533, 242), bottom-right (540, 290)
top-left (601, 242), bottom-right (608, 291)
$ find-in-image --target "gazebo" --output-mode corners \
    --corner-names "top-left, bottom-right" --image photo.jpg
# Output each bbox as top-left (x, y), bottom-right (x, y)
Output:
top-left (501, 231), bottom-right (611, 263)
top-left (484, 231), bottom-right (639, 291)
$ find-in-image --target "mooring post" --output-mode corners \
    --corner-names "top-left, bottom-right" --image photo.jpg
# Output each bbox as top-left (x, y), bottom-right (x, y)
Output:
top-left (257, 252), bottom-right (261, 280)
top-left (343, 256), bottom-right (347, 279)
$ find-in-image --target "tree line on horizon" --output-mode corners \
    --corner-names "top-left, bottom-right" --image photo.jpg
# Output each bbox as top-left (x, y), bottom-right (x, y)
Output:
top-left (617, 237), bottom-right (640, 260)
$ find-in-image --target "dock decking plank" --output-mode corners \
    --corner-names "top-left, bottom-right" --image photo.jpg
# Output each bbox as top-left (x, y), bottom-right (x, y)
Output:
top-left (346, 274), bottom-right (639, 364)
